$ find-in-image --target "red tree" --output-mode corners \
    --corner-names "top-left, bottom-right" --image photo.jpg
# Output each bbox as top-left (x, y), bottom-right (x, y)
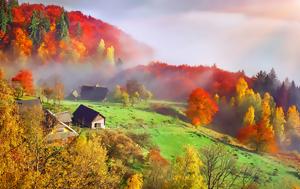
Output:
top-left (0, 69), bottom-right (4, 79)
top-left (186, 88), bottom-right (218, 127)
top-left (237, 122), bottom-right (278, 153)
top-left (12, 70), bottom-right (34, 95)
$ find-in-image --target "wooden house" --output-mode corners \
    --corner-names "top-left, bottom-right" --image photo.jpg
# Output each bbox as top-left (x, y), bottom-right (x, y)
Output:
top-left (80, 85), bottom-right (108, 101)
top-left (72, 105), bottom-right (105, 129)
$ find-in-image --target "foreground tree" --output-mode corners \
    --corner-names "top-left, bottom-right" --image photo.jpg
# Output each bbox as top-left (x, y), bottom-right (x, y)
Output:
top-left (168, 146), bottom-right (206, 189)
top-left (98, 130), bottom-right (143, 166)
top-left (200, 144), bottom-right (259, 189)
top-left (0, 79), bottom-right (27, 187)
top-left (186, 88), bottom-right (218, 126)
top-left (144, 149), bottom-right (169, 189)
top-left (125, 173), bottom-right (143, 189)
top-left (46, 134), bottom-right (122, 188)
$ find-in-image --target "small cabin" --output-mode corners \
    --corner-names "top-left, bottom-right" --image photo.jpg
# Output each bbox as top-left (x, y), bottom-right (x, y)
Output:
top-left (80, 85), bottom-right (108, 101)
top-left (72, 105), bottom-right (105, 129)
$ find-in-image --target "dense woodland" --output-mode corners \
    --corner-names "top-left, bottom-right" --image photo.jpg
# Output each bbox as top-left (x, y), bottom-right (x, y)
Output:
top-left (0, 0), bottom-right (151, 64)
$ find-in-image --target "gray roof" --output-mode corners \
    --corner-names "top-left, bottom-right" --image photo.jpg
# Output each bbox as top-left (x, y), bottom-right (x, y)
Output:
top-left (55, 111), bottom-right (72, 123)
top-left (80, 86), bottom-right (108, 101)
top-left (17, 99), bottom-right (41, 108)
top-left (17, 99), bottom-right (42, 112)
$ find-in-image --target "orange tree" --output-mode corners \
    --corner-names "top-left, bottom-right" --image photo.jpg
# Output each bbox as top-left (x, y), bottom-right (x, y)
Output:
top-left (237, 121), bottom-right (277, 153)
top-left (186, 88), bottom-right (218, 127)
top-left (12, 69), bottom-right (34, 95)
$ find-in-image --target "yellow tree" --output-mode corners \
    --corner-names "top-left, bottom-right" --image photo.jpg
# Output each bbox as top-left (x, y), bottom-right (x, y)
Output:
top-left (106, 45), bottom-right (115, 64)
top-left (0, 79), bottom-right (27, 187)
top-left (261, 93), bottom-right (273, 130)
top-left (243, 106), bottom-right (255, 126)
top-left (45, 134), bottom-right (121, 189)
top-left (169, 146), bottom-right (206, 189)
top-left (286, 105), bottom-right (300, 134)
top-left (125, 173), bottom-right (143, 189)
top-left (272, 107), bottom-right (286, 142)
top-left (97, 38), bottom-right (105, 55)
top-left (236, 77), bottom-right (249, 104)
top-left (19, 106), bottom-right (49, 188)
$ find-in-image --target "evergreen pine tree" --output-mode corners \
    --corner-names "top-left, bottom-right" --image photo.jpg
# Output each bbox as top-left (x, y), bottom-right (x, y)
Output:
top-left (56, 11), bottom-right (69, 40)
top-left (0, 0), bottom-right (9, 33)
top-left (276, 82), bottom-right (289, 111)
top-left (8, 0), bottom-right (18, 8)
top-left (28, 10), bottom-right (50, 46)
top-left (0, 8), bottom-right (8, 33)
top-left (0, 0), bottom-right (7, 10)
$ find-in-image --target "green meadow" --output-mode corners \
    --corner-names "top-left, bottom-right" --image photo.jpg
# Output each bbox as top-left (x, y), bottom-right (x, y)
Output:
top-left (47, 100), bottom-right (300, 189)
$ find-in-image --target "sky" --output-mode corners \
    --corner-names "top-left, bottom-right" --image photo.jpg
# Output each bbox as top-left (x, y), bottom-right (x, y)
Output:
top-left (20, 0), bottom-right (300, 83)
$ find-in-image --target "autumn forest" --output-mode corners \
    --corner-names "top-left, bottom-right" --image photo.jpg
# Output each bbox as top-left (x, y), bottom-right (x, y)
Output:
top-left (1, 0), bottom-right (300, 189)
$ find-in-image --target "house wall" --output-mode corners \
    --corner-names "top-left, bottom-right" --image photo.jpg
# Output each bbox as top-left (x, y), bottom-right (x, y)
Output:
top-left (91, 117), bottom-right (105, 129)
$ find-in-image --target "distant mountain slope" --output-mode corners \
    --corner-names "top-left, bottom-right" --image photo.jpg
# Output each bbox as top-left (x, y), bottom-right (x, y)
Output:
top-left (0, 2), bottom-right (152, 64)
top-left (112, 62), bottom-right (253, 101)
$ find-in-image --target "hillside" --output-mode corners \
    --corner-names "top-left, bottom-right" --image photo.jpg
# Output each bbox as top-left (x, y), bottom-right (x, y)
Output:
top-left (0, 2), bottom-right (152, 64)
top-left (112, 62), bottom-right (253, 101)
top-left (50, 99), bottom-right (300, 189)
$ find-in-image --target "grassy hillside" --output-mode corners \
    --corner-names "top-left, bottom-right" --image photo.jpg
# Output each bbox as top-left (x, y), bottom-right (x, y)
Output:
top-left (48, 100), bottom-right (300, 189)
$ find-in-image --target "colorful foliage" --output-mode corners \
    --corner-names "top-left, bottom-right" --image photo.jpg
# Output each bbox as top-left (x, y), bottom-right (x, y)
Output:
top-left (121, 62), bottom-right (252, 100)
top-left (237, 122), bottom-right (278, 153)
top-left (11, 69), bottom-right (34, 94)
top-left (186, 88), bottom-right (218, 126)
top-left (0, 3), bottom-right (151, 64)
top-left (13, 27), bottom-right (32, 57)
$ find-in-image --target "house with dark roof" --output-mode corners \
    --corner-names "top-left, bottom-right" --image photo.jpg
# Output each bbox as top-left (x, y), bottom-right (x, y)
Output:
top-left (72, 104), bottom-right (105, 129)
top-left (80, 85), bottom-right (108, 101)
